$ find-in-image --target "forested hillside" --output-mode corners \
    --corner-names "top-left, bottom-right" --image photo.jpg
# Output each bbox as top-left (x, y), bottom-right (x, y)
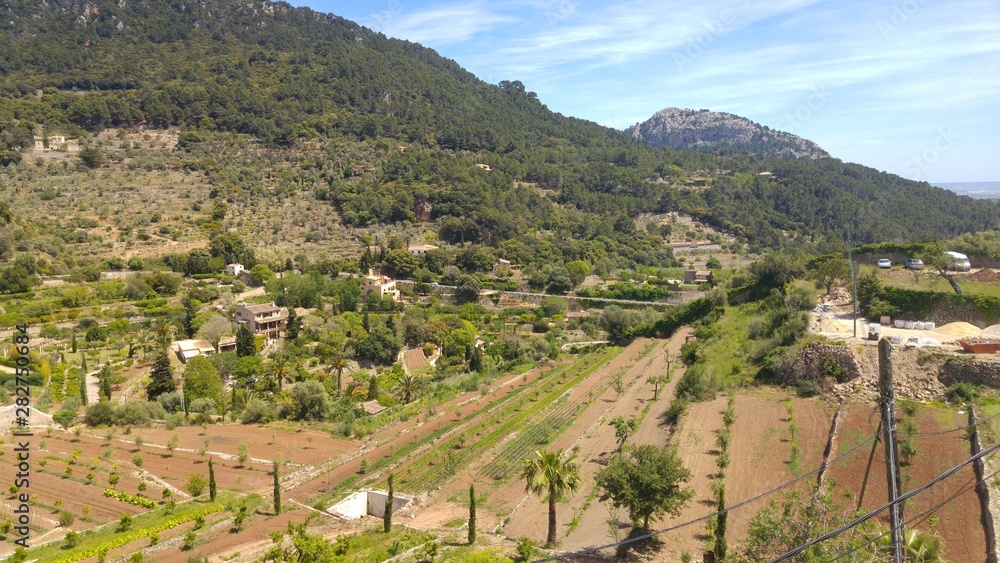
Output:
top-left (0, 0), bottom-right (996, 254)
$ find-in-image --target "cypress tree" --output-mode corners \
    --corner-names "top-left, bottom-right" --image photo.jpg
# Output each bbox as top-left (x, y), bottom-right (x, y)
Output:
top-left (182, 295), bottom-right (196, 338)
top-left (79, 370), bottom-right (88, 406)
top-left (715, 485), bottom-right (727, 560)
top-left (468, 483), bottom-right (476, 544)
top-left (146, 351), bottom-right (176, 400)
top-left (272, 460), bottom-right (281, 515)
top-left (208, 458), bottom-right (217, 502)
top-left (285, 307), bottom-right (300, 340)
top-left (235, 324), bottom-right (255, 357)
top-left (384, 473), bottom-right (394, 533)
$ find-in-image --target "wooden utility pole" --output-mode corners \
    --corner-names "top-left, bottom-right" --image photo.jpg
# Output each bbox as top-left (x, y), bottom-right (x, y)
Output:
top-left (847, 228), bottom-right (858, 339)
top-left (878, 338), bottom-right (904, 563)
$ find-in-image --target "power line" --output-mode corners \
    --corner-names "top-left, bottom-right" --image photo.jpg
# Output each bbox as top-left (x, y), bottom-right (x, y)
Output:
top-left (910, 407), bottom-right (1000, 437)
top-left (827, 464), bottom-right (1000, 563)
top-left (769, 440), bottom-right (1000, 562)
top-left (530, 431), bottom-right (879, 563)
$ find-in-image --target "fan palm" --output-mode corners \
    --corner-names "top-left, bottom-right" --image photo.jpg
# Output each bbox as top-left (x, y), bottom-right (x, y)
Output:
top-left (392, 373), bottom-right (420, 404)
top-left (328, 355), bottom-right (348, 397)
top-left (521, 449), bottom-right (581, 547)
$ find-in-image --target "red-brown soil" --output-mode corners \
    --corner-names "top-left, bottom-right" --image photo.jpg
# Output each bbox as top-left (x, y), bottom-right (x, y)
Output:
top-left (828, 402), bottom-right (985, 562)
top-left (720, 393), bottom-right (833, 553)
top-left (492, 333), bottom-right (692, 556)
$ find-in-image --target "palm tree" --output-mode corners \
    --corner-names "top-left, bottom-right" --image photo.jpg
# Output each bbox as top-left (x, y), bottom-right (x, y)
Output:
top-left (154, 321), bottom-right (176, 348)
top-left (328, 355), bottom-right (348, 397)
top-left (873, 527), bottom-right (946, 562)
top-left (266, 355), bottom-right (294, 391)
top-left (348, 385), bottom-right (368, 402)
top-left (901, 529), bottom-right (946, 562)
top-left (97, 363), bottom-right (115, 402)
top-left (136, 329), bottom-right (155, 359)
top-left (521, 449), bottom-right (581, 548)
top-left (392, 373), bottom-right (420, 404)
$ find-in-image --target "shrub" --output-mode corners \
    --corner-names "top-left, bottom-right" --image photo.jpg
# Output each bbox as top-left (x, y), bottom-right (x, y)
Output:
top-left (143, 401), bottom-right (167, 420)
top-left (113, 403), bottom-right (151, 426)
top-left (516, 537), bottom-right (533, 561)
top-left (86, 402), bottom-right (115, 427)
top-left (157, 391), bottom-right (184, 413)
top-left (946, 382), bottom-right (980, 404)
top-left (185, 473), bottom-right (207, 497)
top-left (58, 510), bottom-right (75, 527)
top-left (240, 399), bottom-right (276, 424)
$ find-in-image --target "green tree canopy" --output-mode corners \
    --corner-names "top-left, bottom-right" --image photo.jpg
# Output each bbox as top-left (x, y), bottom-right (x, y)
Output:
top-left (595, 444), bottom-right (694, 530)
top-left (806, 254), bottom-right (848, 295)
top-left (183, 355), bottom-right (223, 409)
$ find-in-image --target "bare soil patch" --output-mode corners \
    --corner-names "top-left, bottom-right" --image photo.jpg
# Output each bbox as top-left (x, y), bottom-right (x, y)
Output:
top-left (828, 402), bottom-right (985, 562)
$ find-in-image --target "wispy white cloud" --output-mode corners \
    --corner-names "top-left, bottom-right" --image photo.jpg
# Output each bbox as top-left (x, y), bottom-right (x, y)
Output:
top-left (363, 2), bottom-right (518, 44)
top-left (308, 0), bottom-right (1000, 180)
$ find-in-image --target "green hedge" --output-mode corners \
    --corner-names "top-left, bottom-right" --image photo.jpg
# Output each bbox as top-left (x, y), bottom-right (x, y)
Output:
top-left (877, 286), bottom-right (1000, 324)
top-left (852, 242), bottom-right (934, 256)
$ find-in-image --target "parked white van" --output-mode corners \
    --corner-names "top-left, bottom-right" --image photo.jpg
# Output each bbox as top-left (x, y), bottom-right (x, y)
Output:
top-left (944, 251), bottom-right (971, 271)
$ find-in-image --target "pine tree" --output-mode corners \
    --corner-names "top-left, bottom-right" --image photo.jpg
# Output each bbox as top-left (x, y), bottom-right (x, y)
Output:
top-left (367, 375), bottom-right (379, 401)
top-left (468, 483), bottom-right (476, 544)
top-left (384, 473), bottom-right (394, 533)
top-left (208, 458), bottom-right (217, 502)
top-left (272, 460), bottom-right (281, 515)
top-left (235, 324), bottom-right (255, 357)
top-left (146, 352), bottom-right (176, 400)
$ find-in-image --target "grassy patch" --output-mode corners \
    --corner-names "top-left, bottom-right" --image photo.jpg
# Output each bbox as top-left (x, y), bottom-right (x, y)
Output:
top-left (28, 494), bottom-right (232, 563)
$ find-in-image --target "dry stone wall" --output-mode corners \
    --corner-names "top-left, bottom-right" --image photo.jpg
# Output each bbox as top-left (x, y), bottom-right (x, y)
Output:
top-left (939, 357), bottom-right (1000, 387)
top-left (780, 342), bottom-right (861, 390)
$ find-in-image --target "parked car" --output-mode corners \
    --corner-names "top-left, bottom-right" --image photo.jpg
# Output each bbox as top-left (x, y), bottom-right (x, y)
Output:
top-left (905, 258), bottom-right (924, 270)
top-left (944, 251), bottom-right (971, 271)
top-left (877, 258), bottom-right (892, 269)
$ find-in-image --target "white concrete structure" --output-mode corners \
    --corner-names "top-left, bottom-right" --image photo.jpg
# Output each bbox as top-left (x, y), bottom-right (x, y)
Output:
top-left (328, 490), bottom-right (411, 519)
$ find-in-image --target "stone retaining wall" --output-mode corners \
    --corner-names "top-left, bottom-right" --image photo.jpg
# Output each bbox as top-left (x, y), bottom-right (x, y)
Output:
top-left (939, 357), bottom-right (1000, 387)
top-left (780, 343), bottom-right (862, 389)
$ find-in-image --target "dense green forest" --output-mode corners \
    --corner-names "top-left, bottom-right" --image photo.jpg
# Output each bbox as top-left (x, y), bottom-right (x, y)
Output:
top-left (1, 0), bottom-right (997, 253)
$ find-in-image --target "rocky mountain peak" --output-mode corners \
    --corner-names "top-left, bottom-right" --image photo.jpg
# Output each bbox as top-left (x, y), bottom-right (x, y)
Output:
top-left (626, 107), bottom-right (829, 159)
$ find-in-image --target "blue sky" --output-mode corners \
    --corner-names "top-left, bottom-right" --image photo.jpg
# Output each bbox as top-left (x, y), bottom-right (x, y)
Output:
top-left (299, 0), bottom-right (1000, 183)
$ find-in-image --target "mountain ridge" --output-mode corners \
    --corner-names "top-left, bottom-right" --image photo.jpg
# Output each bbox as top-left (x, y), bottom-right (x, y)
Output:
top-left (626, 107), bottom-right (829, 159)
top-left (0, 0), bottom-right (997, 252)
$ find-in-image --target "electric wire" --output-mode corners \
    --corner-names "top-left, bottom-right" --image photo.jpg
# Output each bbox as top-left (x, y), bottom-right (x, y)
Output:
top-left (530, 431), bottom-right (879, 562)
top-left (826, 463), bottom-right (1000, 563)
top-left (769, 440), bottom-right (1000, 562)
top-left (910, 407), bottom-right (1000, 437)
